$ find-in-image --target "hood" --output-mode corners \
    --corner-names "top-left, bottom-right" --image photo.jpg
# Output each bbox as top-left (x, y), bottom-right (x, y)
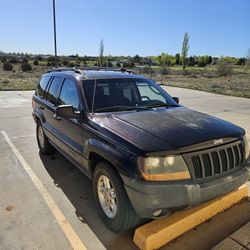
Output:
top-left (91, 107), bottom-right (244, 153)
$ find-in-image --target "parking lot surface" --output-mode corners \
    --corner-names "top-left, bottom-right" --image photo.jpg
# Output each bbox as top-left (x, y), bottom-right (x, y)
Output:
top-left (0, 87), bottom-right (249, 250)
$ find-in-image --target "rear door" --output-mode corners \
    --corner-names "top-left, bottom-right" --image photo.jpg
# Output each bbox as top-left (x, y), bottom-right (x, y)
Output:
top-left (42, 76), bottom-right (64, 142)
top-left (53, 78), bottom-right (83, 166)
top-left (33, 76), bottom-right (52, 140)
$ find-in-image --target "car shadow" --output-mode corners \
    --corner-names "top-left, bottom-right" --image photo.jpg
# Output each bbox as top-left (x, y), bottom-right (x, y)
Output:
top-left (39, 150), bottom-right (138, 250)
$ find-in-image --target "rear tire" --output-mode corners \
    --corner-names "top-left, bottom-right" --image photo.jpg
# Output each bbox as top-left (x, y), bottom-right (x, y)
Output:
top-left (93, 161), bottom-right (140, 232)
top-left (36, 122), bottom-right (54, 155)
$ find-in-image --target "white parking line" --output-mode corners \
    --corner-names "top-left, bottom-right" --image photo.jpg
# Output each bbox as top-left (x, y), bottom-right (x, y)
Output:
top-left (1, 130), bottom-right (87, 250)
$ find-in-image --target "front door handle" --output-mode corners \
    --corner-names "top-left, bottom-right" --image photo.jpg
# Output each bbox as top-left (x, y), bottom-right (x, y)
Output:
top-left (39, 105), bottom-right (44, 110)
top-left (53, 114), bottom-right (61, 121)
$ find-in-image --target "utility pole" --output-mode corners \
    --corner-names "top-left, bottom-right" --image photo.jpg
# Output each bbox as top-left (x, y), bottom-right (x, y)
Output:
top-left (52, 0), bottom-right (58, 67)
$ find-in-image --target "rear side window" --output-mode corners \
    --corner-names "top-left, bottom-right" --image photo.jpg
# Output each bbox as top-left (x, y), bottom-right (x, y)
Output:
top-left (46, 77), bottom-right (63, 106)
top-left (59, 79), bottom-right (80, 111)
top-left (36, 76), bottom-right (50, 98)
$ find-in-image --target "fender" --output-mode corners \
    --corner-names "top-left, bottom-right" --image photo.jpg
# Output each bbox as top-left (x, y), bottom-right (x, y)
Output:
top-left (33, 95), bottom-right (46, 124)
top-left (85, 138), bottom-right (140, 178)
top-left (33, 107), bottom-right (46, 123)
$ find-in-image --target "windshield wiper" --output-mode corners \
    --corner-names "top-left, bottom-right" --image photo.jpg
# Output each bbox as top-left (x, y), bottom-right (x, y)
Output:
top-left (145, 103), bottom-right (178, 108)
top-left (94, 105), bottom-right (151, 112)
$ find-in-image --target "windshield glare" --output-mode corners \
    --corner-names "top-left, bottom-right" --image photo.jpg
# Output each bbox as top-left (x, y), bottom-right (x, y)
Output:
top-left (82, 78), bottom-right (178, 112)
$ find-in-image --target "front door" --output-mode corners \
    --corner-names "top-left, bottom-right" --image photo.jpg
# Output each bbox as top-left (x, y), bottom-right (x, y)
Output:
top-left (53, 78), bottom-right (83, 167)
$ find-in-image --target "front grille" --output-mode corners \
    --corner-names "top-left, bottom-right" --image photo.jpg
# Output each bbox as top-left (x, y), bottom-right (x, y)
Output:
top-left (186, 140), bottom-right (244, 180)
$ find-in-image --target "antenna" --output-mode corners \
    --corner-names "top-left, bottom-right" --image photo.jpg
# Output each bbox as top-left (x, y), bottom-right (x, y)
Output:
top-left (91, 78), bottom-right (97, 115)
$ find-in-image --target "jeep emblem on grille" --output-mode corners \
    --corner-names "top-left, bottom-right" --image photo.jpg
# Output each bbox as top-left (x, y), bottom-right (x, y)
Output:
top-left (213, 139), bottom-right (224, 145)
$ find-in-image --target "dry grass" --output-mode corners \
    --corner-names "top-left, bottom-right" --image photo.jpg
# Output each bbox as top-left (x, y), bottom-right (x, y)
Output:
top-left (0, 62), bottom-right (48, 90)
top-left (151, 69), bottom-right (250, 98)
top-left (0, 62), bottom-right (250, 99)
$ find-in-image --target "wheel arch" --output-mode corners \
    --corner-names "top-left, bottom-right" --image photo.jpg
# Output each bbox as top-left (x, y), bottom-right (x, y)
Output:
top-left (86, 138), bottom-right (138, 178)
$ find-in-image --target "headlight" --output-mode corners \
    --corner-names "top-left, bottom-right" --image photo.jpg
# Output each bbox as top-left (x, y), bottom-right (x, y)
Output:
top-left (243, 135), bottom-right (250, 159)
top-left (138, 155), bottom-right (191, 181)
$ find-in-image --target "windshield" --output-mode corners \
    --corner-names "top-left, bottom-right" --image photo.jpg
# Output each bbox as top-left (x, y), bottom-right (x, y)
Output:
top-left (82, 78), bottom-right (178, 112)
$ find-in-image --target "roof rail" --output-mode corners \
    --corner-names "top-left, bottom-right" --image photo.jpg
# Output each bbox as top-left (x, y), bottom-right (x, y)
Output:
top-left (47, 67), bottom-right (85, 76)
top-left (46, 67), bottom-right (137, 76)
top-left (80, 67), bottom-right (137, 74)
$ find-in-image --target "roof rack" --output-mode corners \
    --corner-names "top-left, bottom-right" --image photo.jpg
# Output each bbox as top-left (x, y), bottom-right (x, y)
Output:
top-left (47, 67), bottom-right (85, 75)
top-left (80, 67), bottom-right (137, 74)
top-left (46, 67), bottom-right (137, 76)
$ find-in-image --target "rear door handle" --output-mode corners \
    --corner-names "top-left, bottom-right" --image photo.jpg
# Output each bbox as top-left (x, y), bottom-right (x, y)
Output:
top-left (53, 114), bottom-right (61, 121)
top-left (39, 105), bottom-right (44, 110)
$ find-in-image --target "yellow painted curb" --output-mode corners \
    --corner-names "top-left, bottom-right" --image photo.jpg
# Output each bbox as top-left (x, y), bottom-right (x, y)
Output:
top-left (133, 184), bottom-right (248, 250)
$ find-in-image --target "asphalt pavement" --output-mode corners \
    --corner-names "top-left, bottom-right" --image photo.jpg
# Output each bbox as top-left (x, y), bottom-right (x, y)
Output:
top-left (0, 87), bottom-right (249, 250)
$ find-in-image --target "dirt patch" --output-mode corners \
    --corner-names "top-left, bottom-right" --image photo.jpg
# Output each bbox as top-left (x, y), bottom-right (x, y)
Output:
top-left (5, 205), bottom-right (14, 212)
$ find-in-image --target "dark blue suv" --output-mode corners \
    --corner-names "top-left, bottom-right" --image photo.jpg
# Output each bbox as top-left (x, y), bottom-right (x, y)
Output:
top-left (32, 68), bottom-right (250, 232)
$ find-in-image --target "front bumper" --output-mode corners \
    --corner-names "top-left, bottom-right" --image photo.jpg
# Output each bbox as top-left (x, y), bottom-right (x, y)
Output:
top-left (122, 166), bottom-right (250, 218)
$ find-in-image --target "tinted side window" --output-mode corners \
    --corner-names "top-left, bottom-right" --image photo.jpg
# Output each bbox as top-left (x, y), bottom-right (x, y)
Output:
top-left (59, 79), bottom-right (80, 111)
top-left (46, 77), bottom-right (63, 106)
top-left (36, 76), bottom-right (50, 98)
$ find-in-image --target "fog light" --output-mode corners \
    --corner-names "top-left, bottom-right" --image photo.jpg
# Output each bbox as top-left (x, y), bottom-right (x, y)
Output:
top-left (153, 209), bottom-right (162, 217)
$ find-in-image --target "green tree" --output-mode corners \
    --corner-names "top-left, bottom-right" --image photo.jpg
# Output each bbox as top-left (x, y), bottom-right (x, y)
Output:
top-left (133, 54), bottom-right (140, 64)
top-left (181, 32), bottom-right (189, 70)
top-left (207, 56), bottom-right (212, 65)
top-left (236, 58), bottom-right (246, 65)
top-left (246, 49), bottom-right (250, 68)
top-left (157, 53), bottom-right (173, 66)
top-left (175, 53), bottom-right (180, 65)
top-left (99, 39), bottom-right (104, 67)
top-left (187, 56), bottom-right (196, 66)
top-left (197, 56), bottom-right (210, 67)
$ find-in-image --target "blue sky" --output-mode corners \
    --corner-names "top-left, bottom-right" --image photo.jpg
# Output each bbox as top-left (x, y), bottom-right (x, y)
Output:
top-left (1, 0), bottom-right (249, 57)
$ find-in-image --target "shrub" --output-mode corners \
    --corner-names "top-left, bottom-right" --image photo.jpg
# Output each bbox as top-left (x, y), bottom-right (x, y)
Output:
top-left (2, 79), bottom-right (10, 84)
top-left (142, 66), bottom-right (150, 74)
top-left (216, 58), bottom-right (233, 76)
top-left (9, 58), bottom-right (18, 64)
top-left (123, 61), bottom-right (135, 68)
top-left (116, 62), bottom-right (121, 67)
top-left (197, 61), bottom-right (206, 67)
top-left (106, 61), bottom-right (113, 67)
top-left (142, 66), bottom-right (155, 75)
top-left (69, 62), bottom-right (76, 67)
top-left (62, 60), bottom-right (69, 66)
top-left (51, 61), bottom-right (56, 67)
top-left (21, 62), bottom-right (32, 72)
top-left (1, 57), bottom-right (7, 63)
top-left (3, 61), bottom-right (13, 71)
top-left (22, 58), bottom-right (28, 64)
top-left (33, 60), bottom-right (39, 65)
top-left (161, 67), bottom-right (169, 75)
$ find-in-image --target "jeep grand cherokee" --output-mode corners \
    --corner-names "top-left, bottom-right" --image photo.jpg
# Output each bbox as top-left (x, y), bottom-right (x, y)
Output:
top-left (32, 68), bottom-right (250, 232)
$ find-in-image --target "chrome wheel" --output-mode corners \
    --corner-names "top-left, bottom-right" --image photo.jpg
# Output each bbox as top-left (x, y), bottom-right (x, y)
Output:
top-left (97, 175), bottom-right (117, 218)
top-left (38, 126), bottom-right (45, 149)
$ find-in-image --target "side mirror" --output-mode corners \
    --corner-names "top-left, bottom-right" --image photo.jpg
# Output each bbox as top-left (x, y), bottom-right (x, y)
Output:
top-left (55, 105), bottom-right (79, 119)
top-left (172, 97), bottom-right (179, 104)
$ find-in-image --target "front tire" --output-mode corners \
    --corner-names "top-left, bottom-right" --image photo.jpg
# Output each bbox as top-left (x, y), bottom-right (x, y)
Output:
top-left (36, 122), bottom-right (54, 154)
top-left (93, 161), bottom-right (139, 232)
